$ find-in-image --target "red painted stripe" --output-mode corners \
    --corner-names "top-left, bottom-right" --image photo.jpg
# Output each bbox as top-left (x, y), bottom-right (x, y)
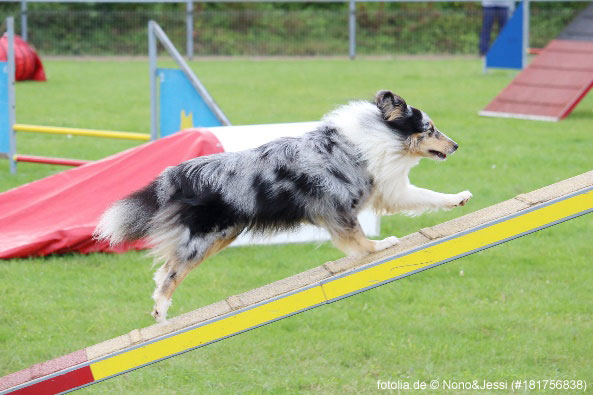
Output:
top-left (8, 366), bottom-right (94, 395)
top-left (15, 155), bottom-right (91, 167)
top-left (0, 349), bottom-right (88, 392)
top-left (559, 79), bottom-right (593, 119)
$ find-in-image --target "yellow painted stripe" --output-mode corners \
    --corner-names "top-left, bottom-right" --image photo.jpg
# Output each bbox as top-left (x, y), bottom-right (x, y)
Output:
top-left (90, 286), bottom-right (325, 380)
top-left (13, 124), bottom-right (150, 141)
top-left (323, 190), bottom-right (593, 300)
top-left (88, 189), bottom-right (593, 382)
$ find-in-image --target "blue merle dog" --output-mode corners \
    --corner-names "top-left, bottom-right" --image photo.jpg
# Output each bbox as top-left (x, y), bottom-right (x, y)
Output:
top-left (95, 90), bottom-right (472, 322)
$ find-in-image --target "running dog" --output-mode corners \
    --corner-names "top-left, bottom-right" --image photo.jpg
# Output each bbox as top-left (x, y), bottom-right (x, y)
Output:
top-left (94, 90), bottom-right (472, 322)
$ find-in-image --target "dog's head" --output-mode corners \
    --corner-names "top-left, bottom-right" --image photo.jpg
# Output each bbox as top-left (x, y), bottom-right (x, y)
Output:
top-left (375, 90), bottom-right (458, 160)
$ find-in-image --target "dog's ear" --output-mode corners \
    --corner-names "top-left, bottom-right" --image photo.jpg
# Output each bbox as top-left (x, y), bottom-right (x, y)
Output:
top-left (375, 90), bottom-right (407, 121)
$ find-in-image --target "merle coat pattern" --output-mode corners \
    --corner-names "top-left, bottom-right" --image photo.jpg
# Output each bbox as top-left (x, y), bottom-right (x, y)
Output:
top-left (95, 90), bottom-right (472, 322)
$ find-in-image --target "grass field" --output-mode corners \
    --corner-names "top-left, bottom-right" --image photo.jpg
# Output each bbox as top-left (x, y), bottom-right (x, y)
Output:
top-left (1, 57), bottom-right (592, 394)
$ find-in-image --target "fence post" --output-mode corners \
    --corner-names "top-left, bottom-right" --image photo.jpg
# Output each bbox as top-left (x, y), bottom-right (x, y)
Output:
top-left (186, 0), bottom-right (194, 60)
top-left (148, 21), bottom-right (158, 141)
top-left (522, 0), bottom-right (529, 69)
top-left (7, 17), bottom-right (16, 173)
top-left (349, 0), bottom-right (356, 59)
top-left (20, 0), bottom-right (27, 41)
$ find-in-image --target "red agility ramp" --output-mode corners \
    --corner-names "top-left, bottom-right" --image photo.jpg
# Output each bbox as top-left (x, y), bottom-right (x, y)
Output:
top-left (0, 130), bottom-right (223, 259)
top-left (481, 3), bottom-right (593, 121)
top-left (480, 39), bottom-right (593, 121)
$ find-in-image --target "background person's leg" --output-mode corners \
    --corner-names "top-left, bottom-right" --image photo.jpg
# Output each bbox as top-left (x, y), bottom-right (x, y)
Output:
top-left (479, 7), bottom-right (496, 56)
top-left (495, 6), bottom-right (509, 31)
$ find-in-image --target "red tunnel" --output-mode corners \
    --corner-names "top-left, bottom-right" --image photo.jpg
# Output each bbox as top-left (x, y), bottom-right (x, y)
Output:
top-left (0, 33), bottom-right (46, 81)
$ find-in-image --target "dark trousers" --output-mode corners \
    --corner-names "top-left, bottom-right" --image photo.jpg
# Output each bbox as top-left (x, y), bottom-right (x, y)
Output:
top-left (479, 6), bottom-right (510, 56)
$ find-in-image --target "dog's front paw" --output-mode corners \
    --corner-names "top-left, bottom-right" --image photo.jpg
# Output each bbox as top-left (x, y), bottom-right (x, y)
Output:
top-left (374, 236), bottom-right (400, 252)
top-left (453, 190), bottom-right (472, 207)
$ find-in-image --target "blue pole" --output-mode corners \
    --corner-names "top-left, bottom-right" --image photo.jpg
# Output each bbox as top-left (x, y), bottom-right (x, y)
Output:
top-left (7, 17), bottom-right (17, 174)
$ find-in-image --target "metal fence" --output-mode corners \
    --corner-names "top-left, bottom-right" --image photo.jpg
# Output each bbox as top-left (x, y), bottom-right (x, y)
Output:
top-left (0, 1), bottom-right (589, 57)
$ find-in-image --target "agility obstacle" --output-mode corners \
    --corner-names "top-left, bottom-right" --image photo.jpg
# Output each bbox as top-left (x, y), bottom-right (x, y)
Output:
top-left (484, 1), bottom-right (528, 71)
top-left (8, 125), bottom-right (151, 167)
top-left (13, 124), bottom-right (151, 141)
top-left (1, 18), bottom-right (230, 173)
top-left (148, 20), bottom-right (231, 138)
top-left (481, 3), bottom-right (593, 121)
top-left (1, 170), bottom-right (592, 395)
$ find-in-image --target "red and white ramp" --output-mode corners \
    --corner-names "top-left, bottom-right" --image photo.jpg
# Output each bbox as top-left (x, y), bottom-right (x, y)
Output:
top-left (0, 130), bottom-right (223, 259)
top-left (480, 39), bottom-right (593, 121)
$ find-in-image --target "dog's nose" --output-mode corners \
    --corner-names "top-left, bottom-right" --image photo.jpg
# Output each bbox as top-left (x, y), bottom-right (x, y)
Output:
top-left (452, 143), bottom-right (459, 151)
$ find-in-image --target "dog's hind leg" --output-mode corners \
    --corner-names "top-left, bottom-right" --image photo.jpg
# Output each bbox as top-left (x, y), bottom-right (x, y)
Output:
top-left (151, 230), bottom-right (239, 323)
top-left (328, 221), bottom-right (399, 257)
top-left (151, 258), bottom-right (179, 322)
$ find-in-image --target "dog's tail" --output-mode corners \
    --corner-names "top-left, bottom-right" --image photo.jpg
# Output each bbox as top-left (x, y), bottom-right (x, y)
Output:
top-left (94, 181), bottom-right (161, 245)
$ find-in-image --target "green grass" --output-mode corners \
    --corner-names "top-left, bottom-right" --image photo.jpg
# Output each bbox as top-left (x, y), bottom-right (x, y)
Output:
top-left (1, 58), bottom-right (592, 393)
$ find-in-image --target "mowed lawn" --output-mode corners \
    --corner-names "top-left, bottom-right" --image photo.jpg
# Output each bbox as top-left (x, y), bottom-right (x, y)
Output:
top-left (0, 58), bottom-right (592, 394)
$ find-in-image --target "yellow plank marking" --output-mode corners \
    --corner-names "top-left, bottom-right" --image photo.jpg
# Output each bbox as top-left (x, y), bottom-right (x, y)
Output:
top-left (90, 286), bottom-right (325, 380)
top-left (323, 190), bottom-right (593, 300)
top-left (89, 189), bottom-right (592, 381)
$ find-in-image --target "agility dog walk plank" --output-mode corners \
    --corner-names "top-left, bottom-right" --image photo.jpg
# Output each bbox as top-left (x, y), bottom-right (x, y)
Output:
top-left (557, 3), bottom-right (593, 42)
top-left (1, 170), bottom-right (592, 395)
top-left (480, 39), bottom-right (593, 121)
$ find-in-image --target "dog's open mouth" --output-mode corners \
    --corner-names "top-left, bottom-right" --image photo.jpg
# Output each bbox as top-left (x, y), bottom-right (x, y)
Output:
top-left (429, 150), bottom-right (447, 160)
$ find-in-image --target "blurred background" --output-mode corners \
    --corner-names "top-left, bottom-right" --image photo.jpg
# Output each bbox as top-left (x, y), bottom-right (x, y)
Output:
top-left (0, 1), bottom-right (588, 57)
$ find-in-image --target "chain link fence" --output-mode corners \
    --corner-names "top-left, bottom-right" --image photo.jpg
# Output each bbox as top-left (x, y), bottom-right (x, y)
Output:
top-left (0, 2), bottom-right (588, 57)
